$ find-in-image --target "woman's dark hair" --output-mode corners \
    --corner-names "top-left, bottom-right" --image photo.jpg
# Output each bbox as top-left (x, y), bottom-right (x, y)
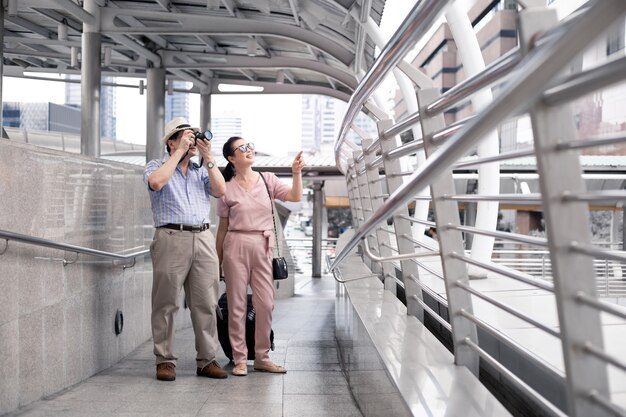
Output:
top-left (222, 136), bottom-right (243, 182)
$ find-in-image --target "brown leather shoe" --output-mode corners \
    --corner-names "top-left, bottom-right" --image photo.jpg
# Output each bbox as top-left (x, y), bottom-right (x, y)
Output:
top-left (156, 362), bottom-right (176, 381)
top-left (196, 360), bottom-right (228, 379)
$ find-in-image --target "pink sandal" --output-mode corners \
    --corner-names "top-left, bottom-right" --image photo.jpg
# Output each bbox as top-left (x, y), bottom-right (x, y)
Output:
top-left (253, 361), bottom-right (287, 374)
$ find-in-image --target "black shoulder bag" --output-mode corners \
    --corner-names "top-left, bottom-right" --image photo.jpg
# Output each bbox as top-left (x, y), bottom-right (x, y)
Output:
top-left (259, 173), bottom-right (289, 280)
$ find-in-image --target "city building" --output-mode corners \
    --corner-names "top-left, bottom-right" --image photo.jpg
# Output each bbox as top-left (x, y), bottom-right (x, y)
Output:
top-left (301, 95), bottom-right (376, 155)
top-left (209, 112), bottom-right (243, 152)
top-left (65, 75), bottom-right (117, 140)
top-left (165, 80), bottom-right (190, 123)
top-left (2, 101), bottom-right (80, 133)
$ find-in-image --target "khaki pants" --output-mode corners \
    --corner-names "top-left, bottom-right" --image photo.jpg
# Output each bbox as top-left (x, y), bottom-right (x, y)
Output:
top-left (150, 227), bottom-right (220, 369)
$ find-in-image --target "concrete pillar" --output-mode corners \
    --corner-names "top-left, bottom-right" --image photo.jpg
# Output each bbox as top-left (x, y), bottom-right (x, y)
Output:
top-left (200, 91), bottom-right (211, 132)
top-left (312, 181), bottom-right (324, 278)
top-left (81, 0), bottom-right (101, 157)
top-left (623, 207), bottom-right (626, 251)
top-left (146, 67), bottom-right (166, 162)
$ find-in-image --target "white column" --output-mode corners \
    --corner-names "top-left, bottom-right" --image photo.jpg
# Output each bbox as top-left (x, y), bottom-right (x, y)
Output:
top-left (446, 3), bottom-right (499, 277)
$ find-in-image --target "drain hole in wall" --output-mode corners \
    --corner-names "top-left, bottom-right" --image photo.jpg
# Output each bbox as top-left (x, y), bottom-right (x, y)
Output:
top-left (115, 310), bottom-right (124, 335)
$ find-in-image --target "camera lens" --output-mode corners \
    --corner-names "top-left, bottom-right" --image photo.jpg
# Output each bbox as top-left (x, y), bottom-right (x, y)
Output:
top-left (194, 130), bottom-right (213, 141)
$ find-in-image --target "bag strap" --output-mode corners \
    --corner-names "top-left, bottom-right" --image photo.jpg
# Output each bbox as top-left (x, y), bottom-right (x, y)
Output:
top-left (259, 172), bottom-right (280, 257)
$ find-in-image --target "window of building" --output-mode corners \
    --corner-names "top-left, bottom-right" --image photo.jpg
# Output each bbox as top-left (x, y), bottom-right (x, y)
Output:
top-left (607, 21), bottom-right (625, 56)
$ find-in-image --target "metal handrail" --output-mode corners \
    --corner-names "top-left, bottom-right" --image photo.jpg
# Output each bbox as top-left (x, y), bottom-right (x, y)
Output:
top-left (331, 0), bottom-right (615, 271)
top-left (0, 229), bottom-right (149, 268)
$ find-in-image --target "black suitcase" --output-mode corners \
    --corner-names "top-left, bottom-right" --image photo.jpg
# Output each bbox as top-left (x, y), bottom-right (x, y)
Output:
top-left (216, 292), bottom-right (275, 361)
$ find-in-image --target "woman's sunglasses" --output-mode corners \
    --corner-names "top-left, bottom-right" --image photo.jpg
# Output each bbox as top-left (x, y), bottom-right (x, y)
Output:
top-left (235, 143), bottom-right (255, 153)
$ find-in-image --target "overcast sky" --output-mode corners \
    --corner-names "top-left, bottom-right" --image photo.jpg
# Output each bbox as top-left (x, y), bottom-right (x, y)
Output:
top-left (2, 0), bottom-right (416, 153)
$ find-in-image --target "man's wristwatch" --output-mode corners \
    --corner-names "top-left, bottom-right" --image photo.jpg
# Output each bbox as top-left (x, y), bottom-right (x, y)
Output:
top-left (205, 160), bottom-right (215, 169)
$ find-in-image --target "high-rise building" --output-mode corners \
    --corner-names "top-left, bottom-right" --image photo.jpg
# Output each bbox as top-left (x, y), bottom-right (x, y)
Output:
top-left (165, 81), bottom-right (190, 123)
top-left (210, 113), bottom-right (243, 153)
top-left (65, 75), bottom-right (117, 140)
top-left (301, 95), bottom-right (320, 153)
top-left (301, 95), bottom-right (375, 155)
top-left (2, 102), bottom-right (80, 133)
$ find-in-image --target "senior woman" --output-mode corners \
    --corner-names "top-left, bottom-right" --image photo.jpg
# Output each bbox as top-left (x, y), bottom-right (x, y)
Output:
top-left (216, 137), bottom-right (304, 376)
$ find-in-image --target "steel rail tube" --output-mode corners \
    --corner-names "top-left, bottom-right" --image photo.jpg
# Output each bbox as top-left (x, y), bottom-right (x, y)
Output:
top-left (385, 139), bottom-right (425, 160)
top-left (402, 233), bottom-right (439, 253)
top-left (410, 294), bottom-right (452, 330)
top-left (335, 0), bottom-right (451, 168)
top-left (364, 139), bottom-right (381, 155)
top-left (448, 224), bottom-right (549, 247)
top-left (561, 191), bottom-right (626, 203)
top-left (455, 280), bottom-right (560, 338)
top-left (570, 242), bottom-right (626, 263)
top-left (543, 55), bottom-right (626, 106)
top-left (462, 336), bottom-right (568, 417)
top-left (411, 259), bottom-right (444, 280)
top-left (398, 214), bottom-right (437, 227)
top-left (425, 48), bottom-right (522, 116)
top-left (444, 194), bottom-right (542, 203)
top-left (460, 312), bottom-right (566, 378)
top-left (453, 149), bottom-right (535, 168)
top-left (556, 133), bottom-right (626, 151)
top-left (576, 292), bottom-right (626, 321)
top-left (431, 116), bottom-right (474, 144)
top-left (354, 140), bottom-right (380, 165)
top-left (408, 274), bottom-right (448, 305)
top-left (386, 273), bottom-right (406, 289)
top-left (363, 242), bottom-right (439, 262)
top-left (451, 253), bottom-right (555, 292)
top-left (381, 110), bottom-right (422, 139)
top-left (588, 392), bottom-right (626, 417)
top-left (365, 155), bottom-right (384, 170)
top-left (583, 342), bottom-right (626, 373)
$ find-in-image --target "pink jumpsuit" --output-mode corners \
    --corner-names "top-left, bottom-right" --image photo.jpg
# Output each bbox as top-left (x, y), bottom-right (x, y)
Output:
top-left (217, 172), bottom-right (290, 365)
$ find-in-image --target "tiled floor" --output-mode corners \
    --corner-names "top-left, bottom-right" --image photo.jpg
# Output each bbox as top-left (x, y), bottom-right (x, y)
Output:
top-left (6, 274), bottom-right (362, 417)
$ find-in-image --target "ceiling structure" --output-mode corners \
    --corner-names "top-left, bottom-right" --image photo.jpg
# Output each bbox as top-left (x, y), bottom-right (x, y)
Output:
top-left (4, 0), bottom-right (386, 102)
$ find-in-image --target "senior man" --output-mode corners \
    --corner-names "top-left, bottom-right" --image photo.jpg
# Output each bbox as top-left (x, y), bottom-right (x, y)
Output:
top-left (144, 117), bottom-right (227, 381)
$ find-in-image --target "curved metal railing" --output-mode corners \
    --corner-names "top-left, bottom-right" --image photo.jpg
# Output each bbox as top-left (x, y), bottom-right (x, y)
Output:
top-left (0, 229), bottom-right (149, 268)
top-left (332, 1), bottom-right (626, 416)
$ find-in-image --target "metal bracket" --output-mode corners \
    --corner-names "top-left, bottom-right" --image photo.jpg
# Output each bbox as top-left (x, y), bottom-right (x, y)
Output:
top-left (0, 239), bottom-right (8, 255)
top-left (122, 257), bottom-right (136, 270)
top-left (63, 252), bottom-right (79, 266)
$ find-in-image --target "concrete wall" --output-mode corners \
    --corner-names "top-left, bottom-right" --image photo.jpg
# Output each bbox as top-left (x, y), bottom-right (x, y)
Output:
top-left (0, 141), bottom-right (189, 414)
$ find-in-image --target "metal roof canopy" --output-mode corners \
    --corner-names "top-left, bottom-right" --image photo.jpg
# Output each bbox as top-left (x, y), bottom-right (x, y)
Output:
top-left (4, 0), bottom-right (386, 100)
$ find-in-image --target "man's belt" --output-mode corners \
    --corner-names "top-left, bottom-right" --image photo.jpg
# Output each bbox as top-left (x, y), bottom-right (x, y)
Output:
top-left (160, 223), bottom-right (210, 232)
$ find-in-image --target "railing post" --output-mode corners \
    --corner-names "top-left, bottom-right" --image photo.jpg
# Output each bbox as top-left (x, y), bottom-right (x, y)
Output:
top-left (354, 150), bottom-right (382, 276)
top-left (417, 88), bottom-right (479, 375)
top-left (377, 119), bottom-right (423, 319)
top-left (345, 159), bottom-right (365, 261)
top-left (520, 7), bottom-right (610, 417)
top-left (360, 138), bottom-right (397, 287)
top-left (312, 181), bottom-right (324, 278)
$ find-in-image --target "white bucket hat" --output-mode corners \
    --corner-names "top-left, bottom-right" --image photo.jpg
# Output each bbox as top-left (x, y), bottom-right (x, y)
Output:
top-left (162, 117), bottom-right (199, 144)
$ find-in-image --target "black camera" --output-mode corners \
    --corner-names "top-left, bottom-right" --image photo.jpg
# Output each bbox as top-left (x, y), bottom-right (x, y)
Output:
top-left (194, 130), bottom-right (213, 143)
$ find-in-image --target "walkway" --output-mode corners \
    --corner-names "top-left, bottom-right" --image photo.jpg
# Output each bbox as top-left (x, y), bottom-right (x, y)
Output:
top-left (6, 274), bottom-right (361, 417)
